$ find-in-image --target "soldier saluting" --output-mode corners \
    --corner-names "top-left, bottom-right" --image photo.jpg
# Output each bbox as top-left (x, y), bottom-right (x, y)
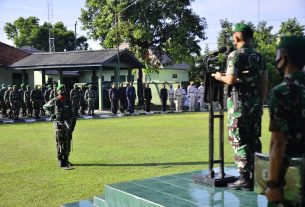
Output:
top-left (43, 84), bottom-right (76, 169)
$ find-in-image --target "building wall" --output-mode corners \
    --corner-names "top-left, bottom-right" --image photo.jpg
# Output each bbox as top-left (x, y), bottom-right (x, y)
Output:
top-left (0, 68), bottom-right (12, 84)
top-left (145, 69), bottom-right (189, 83)
top-left (1, 68), bottom-right (34, 87)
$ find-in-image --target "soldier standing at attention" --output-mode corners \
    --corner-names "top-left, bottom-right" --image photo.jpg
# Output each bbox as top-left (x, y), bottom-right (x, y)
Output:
top-left (214, 23), bottom-right (268, 190)
top-left (159, 84), bottom-right (168, 112)
top-left (109, 82), bottom-right (119, 115)
top-left (44, 85), bottom-right (52, 103)
top-left (181, 85), bottom-right (187, 111)
top-left (187, 82), bottom-right (196, 111)
top-left (174, 84), bottom-right (183, 112)
top-left (118, 83), bottom-right (127, 113)
top-left (31, 85), bottom-right (43, 118)
top-left (24, 85), bottom-right (33, 117)
top-left (70, 84), bottom-right (80, 116)
top-left (49, 84), bottom-right (57, 100)
top-left (198, 82), bottom-right (206, 111)
top-left (265, 36), bottom-right (305, 206)
top-left (85, 84), bottom-right (96, 116)
top-left (143, 83), bottom-right (152, 112)
top-left (43, 84), bottom-right (75, 169)
top-left (0, 84), bottom-right (7, 118)
top-left (79, 85), bottom-right (86, 115)
top-left (126, 82), bottom-right (136, 113)
top-left (9, 85), bottom-right (22, 120)
top-left (168, 84), bottom-right (175, 110)
top-left (19, 84), bottom-right (27, 117)
top-left (4, 85), bottom-right (12, 119)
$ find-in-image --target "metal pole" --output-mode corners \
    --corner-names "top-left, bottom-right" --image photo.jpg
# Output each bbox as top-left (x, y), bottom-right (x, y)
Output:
top-left (208, 75), bottom-right (214, 177)
top-left (75, 21), bottom-right (77, 51)
top-left (115, 9), bottom-right (120, 86)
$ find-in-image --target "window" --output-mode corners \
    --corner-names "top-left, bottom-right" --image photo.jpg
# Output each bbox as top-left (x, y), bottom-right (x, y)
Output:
top-left (172, 74), bottom-right (178, 79)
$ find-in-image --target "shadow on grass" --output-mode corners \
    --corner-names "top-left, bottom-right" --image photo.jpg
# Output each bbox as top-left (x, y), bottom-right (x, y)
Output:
top-left (73, 161), bottom-right (235, 167)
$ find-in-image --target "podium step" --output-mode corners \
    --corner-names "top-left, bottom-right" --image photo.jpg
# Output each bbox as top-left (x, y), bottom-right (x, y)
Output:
top-left (61, 198), bottom-right (95, 207)
top-left (62, 167), bottom-right (268, 207)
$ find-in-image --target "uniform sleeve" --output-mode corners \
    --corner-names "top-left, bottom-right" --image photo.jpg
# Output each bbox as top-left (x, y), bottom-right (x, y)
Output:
top-left (269, 88), bottom-right (288, 132)
top-left (226, 51), bottom-right (238, 76)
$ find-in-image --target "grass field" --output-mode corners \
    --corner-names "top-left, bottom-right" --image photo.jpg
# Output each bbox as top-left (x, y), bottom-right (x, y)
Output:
top-left (0, 111), bottom-right (271, 207)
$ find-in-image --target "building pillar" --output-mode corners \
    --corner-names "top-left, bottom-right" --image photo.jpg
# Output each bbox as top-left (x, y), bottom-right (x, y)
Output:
top-left (57, 69), bottom-right (63, 85)
top-left (98, 67), bottom-right (103, 110)
top-left (21, 69), bottom-right (26, 84)
top-left (41, 70), bottom-right (46, 85)
top-left (92, 69), bottom-right (97, 84)
top-left (127, 68), bottom-right (132, 82)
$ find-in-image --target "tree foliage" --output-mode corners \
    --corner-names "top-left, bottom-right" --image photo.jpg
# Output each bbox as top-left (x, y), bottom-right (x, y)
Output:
top-left (4, 16), bottom-right (88, 51)
top-left (278, 18), bottom-right (305, 36)
top-left (80, 0), bottom-right (207, 69)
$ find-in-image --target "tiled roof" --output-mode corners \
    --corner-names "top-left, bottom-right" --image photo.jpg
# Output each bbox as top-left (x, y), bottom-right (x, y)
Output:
top-left (0, 42), bottom-right (30, 67)
top-left (9, 48), bottom-right (144, 69)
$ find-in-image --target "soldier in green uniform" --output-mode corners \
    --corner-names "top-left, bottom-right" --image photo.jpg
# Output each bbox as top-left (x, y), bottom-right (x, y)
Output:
top-left (19, 84), bottom-right (27, 117)
top-left (214, 23), bottom-right (268, 190)
top-left (31, 85), bottom-right (43, 118)
top-left (43, 84), bottom-right (76, 169)
top-left (9, 85), bottom-right (22, 120)
top-left (84, 84), bottom-right (96, 115)
top-left (265, 36), bottom-right (305, 207)
top-left (70, 84), bottom-right (80, 116)
top-left (0, 84), bottom-right (7, 118)
top-left (24, 85), bottom-right (33, 117)
top-left (4, 85), bottom-right (13, 119)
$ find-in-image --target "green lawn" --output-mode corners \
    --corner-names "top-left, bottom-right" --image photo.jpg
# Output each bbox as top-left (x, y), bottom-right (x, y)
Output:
top-left (0, 111), bottom-right (271, 207)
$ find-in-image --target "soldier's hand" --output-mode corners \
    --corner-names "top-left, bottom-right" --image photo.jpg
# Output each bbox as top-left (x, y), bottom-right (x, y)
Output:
top-left (214, 72), bottom-right (222, 81)
top-left (265, 187), bottom-right (282, 203)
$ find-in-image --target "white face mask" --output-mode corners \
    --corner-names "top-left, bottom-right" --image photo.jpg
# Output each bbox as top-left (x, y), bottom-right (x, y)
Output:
top-left (275, 49), bottom-right (286, 76)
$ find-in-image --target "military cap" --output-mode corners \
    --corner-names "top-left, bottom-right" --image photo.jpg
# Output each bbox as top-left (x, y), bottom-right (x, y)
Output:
top-left (8, 84), bottom-right (11, 87)
top-left (233, 23), bottom-right (253, 38)
top-left (1, 84), bottom-right (6, 87)
top-left (57, 84), bottom-right (65, 91)
top-left (277, 36), bottom-right (305, 50)
top-left (26, 85), bottom-right (30, 88)
top-left (20, 83), bottom-right (25, 88)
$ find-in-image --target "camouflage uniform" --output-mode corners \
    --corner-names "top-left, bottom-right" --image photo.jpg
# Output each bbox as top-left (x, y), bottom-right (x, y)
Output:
top-left (9, 86), bottom-right (22, 119)
top-left (226, 44), bottom-right (266, 173)
top-left (0, 84), bottom-right (7, 117)
top-left (70, 86), bottom-right (80, 116)
top-left (43, 85), bottom-right (76, 168)
top-left (79, 86), bottom-right (86, 115)
top-left (24, 86), bottom-right (33, 117)
top-left (4, 86), bottom-right (12, 118)
top-left (84, 86), bottom-right (96, 115)
top-left (268, 71), bottom-right (305, 207)
top-left (19, 84), bottom-right (27, 117)
top-left (31, 86), bottom-right (43, 118)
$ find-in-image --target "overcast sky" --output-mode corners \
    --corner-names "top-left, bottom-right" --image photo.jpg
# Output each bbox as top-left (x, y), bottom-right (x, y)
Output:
top-left (0, 0), bottom-right (304, 51)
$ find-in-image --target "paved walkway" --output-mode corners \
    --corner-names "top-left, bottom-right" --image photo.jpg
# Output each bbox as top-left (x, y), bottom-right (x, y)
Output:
top-left (0, 110), bottom-right (205, 125)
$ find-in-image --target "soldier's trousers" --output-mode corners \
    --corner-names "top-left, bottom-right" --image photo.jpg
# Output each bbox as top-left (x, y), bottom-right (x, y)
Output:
top-left (111, 100), bottom-right (118, 114)
top-left (87, 100), bottom-right (95, 115)
top-left (0, 101), bottom-right (7, 117)
top-left (11, 102), bottom-right (20, 119)
top-left (227, 97), bottom-right (262, 173)
top-left (175, 97), bottom-right (182, 111)
top-left (144, 99), bottom-right (151, 112)
top-left (119, 99), bottom-right (127, 113)
top-left (54, 122), bottom-right (71, 162)
top-left (169, 98), bottom-right (175, 110)
top-left (189, 96), bottom-right (195, 111)
top-left (32, 101), bottom-right (40, 117)
top-left (25, 102), bottom-right (33, 116)
top-left (80, 100), bottom-right (86, 114)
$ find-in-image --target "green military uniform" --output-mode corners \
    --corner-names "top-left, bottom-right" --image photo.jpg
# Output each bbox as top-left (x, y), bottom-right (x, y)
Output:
top-left (268, 36), bottom-right (305, 207)
top-left (31, 85), bottom-right (43, 118)
top-left (19, 84), bottom-right (27, 117)
top-left (226, 24), bottom-right (266, 174)
top-left (0, 84), bottom-right (7, 117)
top-left (43, 84), bottom-right (76, 168)
top-left (84, 85), bottom-right (96, 115)
top-left (70, 85), bottom-right (80, 116)
top-left (9, 85), bottom-right (22, 120)
top-left (24, 85), bottom-right (33, 117)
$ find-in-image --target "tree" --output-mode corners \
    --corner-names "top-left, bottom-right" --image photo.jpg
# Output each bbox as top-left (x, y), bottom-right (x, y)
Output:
top-left (4, 16), bottom-right (88, 51)
top-left (80, 0), bottom-right (207, 67)
top-left (217, 19), bottom-right (233, 49)
top-left (278, 18), bottom-right (305, 36)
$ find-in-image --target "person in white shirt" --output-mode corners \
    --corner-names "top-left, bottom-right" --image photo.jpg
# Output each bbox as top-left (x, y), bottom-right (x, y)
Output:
top-left (168, 84), bottom-right (175, 110)
top-left (174, 84), bottom-right (183, 112)
top-left (187, 82), bottom-right (196, 111)
top-left (198, 82), bottom-right (206, 111)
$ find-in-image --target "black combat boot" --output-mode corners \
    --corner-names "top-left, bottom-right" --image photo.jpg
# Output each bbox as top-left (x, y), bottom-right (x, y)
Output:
top-left (227, 172), bottom-right (253, 191)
